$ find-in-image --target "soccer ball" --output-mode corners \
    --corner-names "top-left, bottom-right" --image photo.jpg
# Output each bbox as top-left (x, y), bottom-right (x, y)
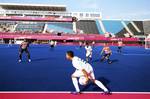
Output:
top-left (79, 77), bottom-right (87, 85)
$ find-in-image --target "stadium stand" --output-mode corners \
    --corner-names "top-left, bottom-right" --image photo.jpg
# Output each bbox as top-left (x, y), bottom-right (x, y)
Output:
top-left (0, 21), bottom-right (16, 32)
top-left (102, 20), bottom-right (127, 37)
top-left (101, 20), bottom-right (145, 38)
top-left (125, 21), bottom-right (144, 36)
top-left (15, 22), bottom-right (45, 33)
top-left (143, 20), bottom-right (150, 35)
top-left (76, 20), bottom-right (99, 34)
top-left (46, 22), bottom-right (74, 33)
top-left (0, 3), bottom-right (149, 45)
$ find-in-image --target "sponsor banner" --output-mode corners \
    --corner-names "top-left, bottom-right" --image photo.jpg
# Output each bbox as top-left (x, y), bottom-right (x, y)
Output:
top-left (0, 16), bottom-right (72, 22)
top-left (0, 32), bottom-right (139, 41)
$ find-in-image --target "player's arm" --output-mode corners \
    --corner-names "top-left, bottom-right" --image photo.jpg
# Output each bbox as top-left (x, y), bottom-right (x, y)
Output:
top-left (90, 47), bottom-right (92, 51)
top-left (85, 46), bottom-right (87, 50)
top-left (82, 69), bottom-right (89, 82)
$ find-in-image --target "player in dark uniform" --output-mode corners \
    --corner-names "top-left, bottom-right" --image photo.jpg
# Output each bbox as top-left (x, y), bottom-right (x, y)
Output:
top-left (79, 41), bottom-right (83, 48)
top-left (100, 43), bottom-right (112, 64)
top-left (18, 40), bottom-right (31, 63)
top-left (117, 40), bottom-right (123, 53)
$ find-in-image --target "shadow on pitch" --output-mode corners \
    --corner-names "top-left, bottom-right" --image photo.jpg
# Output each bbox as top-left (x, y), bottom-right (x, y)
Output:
top-left (92, 59), bottom-right (119, 64)
top-left (32, 57), bottom-right (52, 62)
top-left (92, 59), bottom-right (100, 63)
top-left (111, 59), bottom-right (119, 63)
top-left (81, 77), bottom-right (111, 91)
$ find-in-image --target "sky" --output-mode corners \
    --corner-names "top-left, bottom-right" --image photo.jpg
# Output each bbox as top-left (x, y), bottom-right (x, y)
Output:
top-left (0, 0), bottom-right (149, 20)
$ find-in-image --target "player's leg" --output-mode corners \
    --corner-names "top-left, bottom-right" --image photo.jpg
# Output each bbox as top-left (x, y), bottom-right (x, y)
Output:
top-left (71, 70), bottom-right (84, 94)
top-left (86, 55), bottom-right (92, 62)
top-left (86, 53), bottom-right (89, 62)
top-left (25, 49), bottom-right (31, 62)
top-left (120, 47), bottom-right (122, 53)
top-left (117, 47), bottom-right (120, 53)
top-left (51, 45), bottom-right (54, 48)
top-left (100, 54), bottom-right (106, 62)
top-left (105, 54), bottom-right (112, 64)
top-left (19, 49), bottom-right (24, 62)
top-left (89, 53), bottom-right (92, 61)
top-left (118, 47), bottom-right (122, 53)
top-left (71, 76), bottom-right (80, 93)
top-left (89, 72), bottom-right (109, 93)
top-left (86, 56), bottom-right (89, 62)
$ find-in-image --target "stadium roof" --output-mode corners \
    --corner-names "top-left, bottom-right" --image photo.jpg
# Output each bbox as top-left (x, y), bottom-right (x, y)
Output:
top-left (0, 3), bottom-right (67, 11)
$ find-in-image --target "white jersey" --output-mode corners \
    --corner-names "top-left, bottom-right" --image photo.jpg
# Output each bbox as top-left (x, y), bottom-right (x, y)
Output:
top-left (85, 46), bottom-right (92, 52)
top-left (72, 56), bottom-right (93, 72)
top-left (50, 41), bottom-right (55, 45)
top-left (85, 46), bottom-right (92, 57)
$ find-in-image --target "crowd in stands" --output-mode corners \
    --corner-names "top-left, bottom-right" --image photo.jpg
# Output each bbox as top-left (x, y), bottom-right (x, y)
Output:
top-left (104, 32), bottom-right (134, 38)
top-left (104, 32), bottom-right (115, 38)
top-left (0, 21), bottom-right (137, 38)
top-left (124, 32), bottom-right (134, 38)
top-left (0, 22), bottom-right (16, 32)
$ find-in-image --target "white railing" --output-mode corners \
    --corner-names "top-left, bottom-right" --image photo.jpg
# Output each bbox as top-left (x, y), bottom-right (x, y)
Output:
top-left (0, 10), bottom-right (101, 19)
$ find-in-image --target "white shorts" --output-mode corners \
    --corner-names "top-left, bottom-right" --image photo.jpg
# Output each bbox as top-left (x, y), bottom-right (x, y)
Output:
top-left (86, 52), bottom-right (92, 58)
top-left (72, 67), bottom-right (95, 79)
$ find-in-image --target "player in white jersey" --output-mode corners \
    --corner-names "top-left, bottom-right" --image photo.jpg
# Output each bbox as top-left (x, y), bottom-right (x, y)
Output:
top-left (85, 43), bottom-right (92, 62)
top-left (50, 40), bottom-right (55, 48)
top-left (66, 51), bottom-right (110, 95)
top-left (8, 39), bottom-right (12, 47)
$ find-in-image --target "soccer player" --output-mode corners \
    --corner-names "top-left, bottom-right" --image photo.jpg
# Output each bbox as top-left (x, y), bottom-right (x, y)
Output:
top-left (117, 40), bottom-right (123, 53)
top-left (50, 40), bottom-right (55, 48)
top-left (85, 43), bottom-right (92, 62)
top-left (92, 41), bottom-right (95, 47)
top-left (18, 40), bottom-right (31, 63)
top-left (8, 39), bottom-right (12, 47)
top-left (66, 51), bottom-right (110, 95)
top-left (79, 41), bottom-right (83, 48)
top-left (100, 43), bottom-right (112, 64)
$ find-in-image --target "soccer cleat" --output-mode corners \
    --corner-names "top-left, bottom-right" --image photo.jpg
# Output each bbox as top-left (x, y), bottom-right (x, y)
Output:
top-left (18, 59), bottom-right (21, 63)
top-left (102, 91), bottom-right (111, 95)
top-left (70, 91), bottom-right (81, 95)
top-left (28, 59), bottom-right (31, 62)
top-left (108, 61), bottom-right (112, 64)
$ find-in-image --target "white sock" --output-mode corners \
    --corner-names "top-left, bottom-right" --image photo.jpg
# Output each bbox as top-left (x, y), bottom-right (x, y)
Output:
top-left (72, 77), bottom-right (80, 92)
top-left (95, 80), bottom-right (108, 92)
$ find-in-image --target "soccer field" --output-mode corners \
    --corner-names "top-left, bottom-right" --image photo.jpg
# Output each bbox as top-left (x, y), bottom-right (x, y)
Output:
top-left (0, 44), bottom-right (150, 92)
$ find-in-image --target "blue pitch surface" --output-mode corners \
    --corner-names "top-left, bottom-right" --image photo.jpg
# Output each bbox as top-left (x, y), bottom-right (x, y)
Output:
top-left (0, 44), bottom-right (150, 92)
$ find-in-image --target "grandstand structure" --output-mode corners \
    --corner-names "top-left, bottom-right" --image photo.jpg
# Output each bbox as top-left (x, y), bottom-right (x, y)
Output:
top-left (0, 3), bottom-right (149, 44)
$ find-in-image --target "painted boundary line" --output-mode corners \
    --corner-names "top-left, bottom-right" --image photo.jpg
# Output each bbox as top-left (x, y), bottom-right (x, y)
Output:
top-left (0, 91), bottom-right (150, 94)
